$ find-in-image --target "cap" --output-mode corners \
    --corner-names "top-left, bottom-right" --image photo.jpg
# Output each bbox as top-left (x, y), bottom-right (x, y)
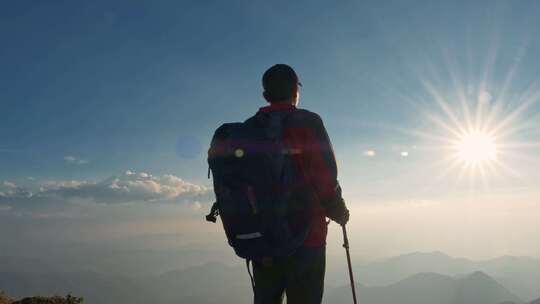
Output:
top-left (262, 64), bottom-right (301, 102)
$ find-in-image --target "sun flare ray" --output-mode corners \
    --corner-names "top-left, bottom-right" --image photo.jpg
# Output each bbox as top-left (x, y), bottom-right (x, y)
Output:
top-left (412, 68), bottom-right (539, 188)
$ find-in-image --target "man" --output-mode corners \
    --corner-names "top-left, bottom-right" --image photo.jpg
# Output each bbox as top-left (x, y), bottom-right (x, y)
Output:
top-left (248, 64), bottom-right (349, 304)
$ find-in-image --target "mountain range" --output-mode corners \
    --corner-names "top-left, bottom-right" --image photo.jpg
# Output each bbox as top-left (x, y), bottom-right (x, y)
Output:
top-left (2, 252), bottom-right (540, 304)
top-left (326, 271), bottom-right (524, 304)
top-left (348, 251), bottom-right (540, 301)
top-left (1, 269), bottom-right (537, 304)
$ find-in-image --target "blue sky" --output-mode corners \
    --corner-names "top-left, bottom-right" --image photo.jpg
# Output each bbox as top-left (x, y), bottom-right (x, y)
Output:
top-left (2, 1), bottom-right (540, 258)
top-left (1, 0), bottom-right (540, 190)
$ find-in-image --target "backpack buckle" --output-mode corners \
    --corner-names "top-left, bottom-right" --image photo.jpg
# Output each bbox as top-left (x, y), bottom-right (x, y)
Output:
top-left (205, 202), bottom-right (219, 223)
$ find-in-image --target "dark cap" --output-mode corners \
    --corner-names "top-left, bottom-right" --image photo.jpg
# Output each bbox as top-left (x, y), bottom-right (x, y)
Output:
top-left (262, 64), bottom-right (301, 102)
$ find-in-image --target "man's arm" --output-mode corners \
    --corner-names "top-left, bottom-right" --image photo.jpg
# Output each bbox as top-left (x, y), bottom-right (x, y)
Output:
top-left (309, 115), bottom-right (349, 225)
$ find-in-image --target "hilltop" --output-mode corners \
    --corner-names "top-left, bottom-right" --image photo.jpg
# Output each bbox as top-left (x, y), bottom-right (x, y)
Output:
top-left (0, 292), bottom-right (82, 304)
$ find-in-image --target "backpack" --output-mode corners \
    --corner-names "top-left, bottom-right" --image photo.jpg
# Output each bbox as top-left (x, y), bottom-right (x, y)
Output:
top-left (205, 111), bottom-right (310, 260)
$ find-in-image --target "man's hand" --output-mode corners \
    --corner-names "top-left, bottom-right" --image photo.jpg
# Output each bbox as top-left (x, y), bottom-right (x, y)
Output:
top-left (326, 198), bottom-right (350, 226)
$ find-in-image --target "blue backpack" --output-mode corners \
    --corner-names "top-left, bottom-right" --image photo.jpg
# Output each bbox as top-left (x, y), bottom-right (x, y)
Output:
top-left (206, 111), bottom-right (311, 260)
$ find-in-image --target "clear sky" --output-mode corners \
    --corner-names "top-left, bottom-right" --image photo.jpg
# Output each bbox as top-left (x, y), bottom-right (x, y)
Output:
top-left (1, 0), bottom-right (540, 259)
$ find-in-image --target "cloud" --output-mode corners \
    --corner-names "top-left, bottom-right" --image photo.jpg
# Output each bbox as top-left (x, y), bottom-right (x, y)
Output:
top-left (400, 151), bottom-right (409, 157)
top-left (0, 171), bottom-right (213, 210)
top-left (64, 155), bottom-right (89, 165)
top-left (2, 181), bottom-right (17, 188)
top-left (0, 181), bottom-right (32, 199)
top-left (363, 150), bottom-right (376, 157)
top-left (42, 171), bottom-right (213, 204)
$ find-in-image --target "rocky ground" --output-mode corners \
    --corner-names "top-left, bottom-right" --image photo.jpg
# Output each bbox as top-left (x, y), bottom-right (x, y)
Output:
top-left (0, 292), bottom-right (82, 304)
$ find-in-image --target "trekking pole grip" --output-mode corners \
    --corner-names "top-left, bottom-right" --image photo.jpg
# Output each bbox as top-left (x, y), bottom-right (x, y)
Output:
top-left (342, 224), bottom-right (350, 249)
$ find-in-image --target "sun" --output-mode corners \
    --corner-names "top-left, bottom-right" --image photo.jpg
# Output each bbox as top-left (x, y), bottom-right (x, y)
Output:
top-left (397, 44), bottom-right (540, 187)
top-left (455, 130), bottom-right (497, 166)
top-left (406, 77), bottom-right (540, 186)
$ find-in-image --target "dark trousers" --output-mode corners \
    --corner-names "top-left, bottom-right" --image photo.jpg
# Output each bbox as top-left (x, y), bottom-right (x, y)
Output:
top-left (253, 246), bottom-right (325, 304)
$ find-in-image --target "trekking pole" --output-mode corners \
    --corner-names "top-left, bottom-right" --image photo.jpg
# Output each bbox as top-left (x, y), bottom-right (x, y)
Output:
top-left (342, 224), bottom-right (358, 304)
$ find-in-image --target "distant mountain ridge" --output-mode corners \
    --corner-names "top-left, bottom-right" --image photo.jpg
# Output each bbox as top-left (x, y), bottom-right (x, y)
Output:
top-left (0, 265), bottom-right (529, 304)
top-left (353, 251), bottom-right (540, 301)
top-left (326, 271), bottom-right (523, 304)
top-left (2, 252), bottom-right (539, 303)
top-left (530, 298), bottom-right (540, 304)
top-left (0, 263), bottom-right (251, 304)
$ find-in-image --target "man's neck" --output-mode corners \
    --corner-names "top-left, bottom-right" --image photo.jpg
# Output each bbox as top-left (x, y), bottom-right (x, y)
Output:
top-left (258, 102), bottom-right (297, 113)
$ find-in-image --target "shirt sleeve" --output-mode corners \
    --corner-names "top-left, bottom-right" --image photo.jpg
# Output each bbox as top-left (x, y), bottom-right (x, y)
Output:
top-left (308, 115), bottom-right (345, 211)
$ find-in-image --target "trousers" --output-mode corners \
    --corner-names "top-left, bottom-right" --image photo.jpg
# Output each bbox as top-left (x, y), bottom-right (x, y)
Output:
top-left (253, 246), bottom-right (325, 304)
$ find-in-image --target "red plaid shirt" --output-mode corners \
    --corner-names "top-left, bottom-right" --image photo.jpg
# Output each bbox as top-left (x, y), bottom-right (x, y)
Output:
top-left (257, 103), bottom-right (343, 247)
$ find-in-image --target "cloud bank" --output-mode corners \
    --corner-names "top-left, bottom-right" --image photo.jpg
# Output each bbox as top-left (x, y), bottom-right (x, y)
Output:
top-left (0, 171), bottom-right (213, 210)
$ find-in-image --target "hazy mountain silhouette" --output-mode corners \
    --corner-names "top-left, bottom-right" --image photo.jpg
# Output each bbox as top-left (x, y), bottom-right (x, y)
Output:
top-left (2, 252), bottom-right (539, 304)
top-left (0, 263), bottom-right (252, 304)
top-left (0, 257), bottom-right (55, 274)
top-left (0, 272), bottom-right (155, 304)
top-left (354, 251), bottom-right (540, 301)
top-left (530, 298), bottom-right (540, 304)
top-left (149, 262), bottom-right (251, 304)
top-left (326, 271), bottom-right (523, 304)
top-left (0, 240), bottom-right (234, 277)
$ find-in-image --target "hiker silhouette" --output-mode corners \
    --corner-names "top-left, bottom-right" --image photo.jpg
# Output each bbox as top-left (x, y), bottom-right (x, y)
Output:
top-left (207, 64), bottom-right (350, 304)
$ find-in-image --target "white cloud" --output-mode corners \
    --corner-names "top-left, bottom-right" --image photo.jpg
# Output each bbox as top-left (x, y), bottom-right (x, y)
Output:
top-left (40, 180), bottom-right (89, 190)
top-left (64, 155), bottom-right (89, 165)
top-left (2, 181), bottom-right (17, 188)
top-left (43, 171), bottom-right (212, 204)
top-left (400, 151), bottom-right (409, 157)
top-left (363, 150), bottom-right (376, 157)
top-left (0, 181), bottom-right (32, 198)
top-left (0, 171), bottom-right (213, 208)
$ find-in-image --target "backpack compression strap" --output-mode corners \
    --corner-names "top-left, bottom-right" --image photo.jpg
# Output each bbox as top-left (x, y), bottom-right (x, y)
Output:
top-left (246, 259), bottom-right (255, 292)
